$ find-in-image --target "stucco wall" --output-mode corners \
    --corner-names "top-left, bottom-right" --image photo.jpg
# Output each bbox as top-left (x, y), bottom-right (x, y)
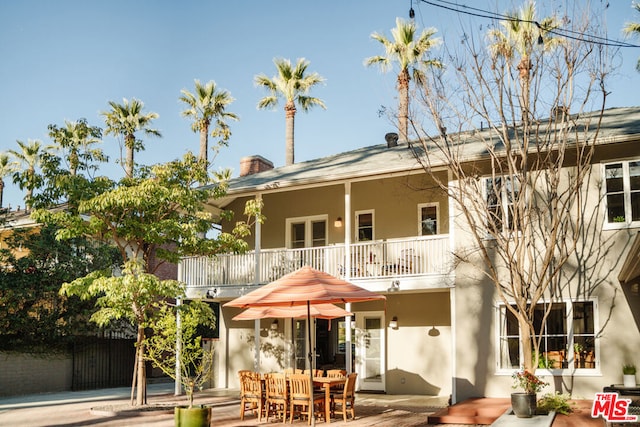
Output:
top-left (222, 172), bottom-right (450, 250)
top-left (385, 291), bottom-right (452, 396)
top-left (451, 162), bottom-right (640, 401)
top-left (0, 351), bottom-right (72, 396)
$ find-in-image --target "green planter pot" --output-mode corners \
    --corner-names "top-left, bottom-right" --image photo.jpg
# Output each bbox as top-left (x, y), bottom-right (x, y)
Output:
top-left (174, 405), bottom-right (211, 427)
top-left (511, 392), bottom-right (537, 418)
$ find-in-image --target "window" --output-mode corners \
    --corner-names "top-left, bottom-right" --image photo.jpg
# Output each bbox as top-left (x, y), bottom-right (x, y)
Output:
top-left (418, 203), bottom-right (439, 235)
top-left (604, 160), bottom-right (640, 227)
top-left (497, 300), bottom-right (598, 371)
top-left (486, 176), bottom-right (520, 232)
top-left (355, 210), bottom-right (374, 241)
top-left (286, 215), bottom-right (327, 248)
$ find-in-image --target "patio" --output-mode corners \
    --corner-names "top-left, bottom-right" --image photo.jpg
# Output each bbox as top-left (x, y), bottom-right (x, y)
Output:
top-left (0, 381), bottom-right (608, 426)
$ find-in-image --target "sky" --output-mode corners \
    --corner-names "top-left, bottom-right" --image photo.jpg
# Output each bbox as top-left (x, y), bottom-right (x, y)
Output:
top-left (1, 0), bottom-right (639, 210)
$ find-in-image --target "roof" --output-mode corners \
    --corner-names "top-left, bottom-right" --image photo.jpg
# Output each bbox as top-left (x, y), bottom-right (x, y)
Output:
top-left (209, 106), bottom-right (640, 206)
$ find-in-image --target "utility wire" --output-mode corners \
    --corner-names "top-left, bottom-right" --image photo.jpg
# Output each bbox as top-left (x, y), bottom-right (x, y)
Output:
top-left (419, 0), bottom-right (640, 49)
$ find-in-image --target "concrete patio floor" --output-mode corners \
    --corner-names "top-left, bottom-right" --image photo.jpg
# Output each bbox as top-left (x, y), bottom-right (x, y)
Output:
top-left (0, 381), bottom-right (613, 427)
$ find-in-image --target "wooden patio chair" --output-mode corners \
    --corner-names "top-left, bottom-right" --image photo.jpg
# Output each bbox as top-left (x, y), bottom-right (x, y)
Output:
top-left (265, 373), bottom-right (289, 423)
top-left (326, 369), bottom-right (347, 391)
top-left (288, 373), bottom-right (325, 424)
top-left (330, 372), bottom-right (357, 422)
top-left (239, 370), bottom-right (265, 421)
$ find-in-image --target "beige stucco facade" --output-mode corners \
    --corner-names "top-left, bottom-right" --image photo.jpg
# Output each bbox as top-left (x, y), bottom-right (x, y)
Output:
top-left (185, 110), bottom-right (640, 402)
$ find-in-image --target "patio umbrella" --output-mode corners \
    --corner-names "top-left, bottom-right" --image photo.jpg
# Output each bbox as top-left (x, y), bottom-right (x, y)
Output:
top-left (224, 265), bottom-right (385, 425)
top-left (232, 303), bottom-right (353, 321)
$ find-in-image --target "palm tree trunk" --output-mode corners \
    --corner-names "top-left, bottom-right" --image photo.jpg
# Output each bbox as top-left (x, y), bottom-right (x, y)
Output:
top-left (397, 69), bottom-right (410, 143)
top-left (199, 124), bottom-right (209, 164)
top-left (125, 133), bottom-right (135, 178)
top-left (0, 180), bottom-right (4, 208)
top-left (285, 102), bottom-right (296, 166)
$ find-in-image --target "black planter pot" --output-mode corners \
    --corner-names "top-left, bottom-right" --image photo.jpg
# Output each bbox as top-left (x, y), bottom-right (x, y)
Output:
top-left (511, 392), bottom-right (537, 418)
top-left (174, 405), bottom-right (211, 427)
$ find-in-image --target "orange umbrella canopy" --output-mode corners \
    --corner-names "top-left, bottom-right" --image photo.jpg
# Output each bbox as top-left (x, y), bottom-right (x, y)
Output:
top-left (232, 303), bottom-right (353, 321)
top-left (223, 265), bottom-right (386, 309)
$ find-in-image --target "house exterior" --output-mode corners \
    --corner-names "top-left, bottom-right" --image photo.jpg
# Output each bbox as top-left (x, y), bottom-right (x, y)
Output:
top-left (180, 106), bottom-right (640, 403)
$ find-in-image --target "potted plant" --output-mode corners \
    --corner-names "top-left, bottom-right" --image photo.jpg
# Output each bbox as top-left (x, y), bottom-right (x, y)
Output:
top-left (511, 369), bottom-right (548, 418)
top-left (623, 364), bottom-right (637, 387)
top-left (145, 299), bottom-right (216, 427)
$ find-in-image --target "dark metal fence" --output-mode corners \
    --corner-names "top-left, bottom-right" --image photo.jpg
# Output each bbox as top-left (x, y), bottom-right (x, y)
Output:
top-left (71, 336), bottom-right (135, 390)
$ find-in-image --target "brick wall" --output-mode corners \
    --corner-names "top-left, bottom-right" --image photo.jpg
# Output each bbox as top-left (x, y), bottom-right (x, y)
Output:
top-left (0, 351), bottom-right (72, 396)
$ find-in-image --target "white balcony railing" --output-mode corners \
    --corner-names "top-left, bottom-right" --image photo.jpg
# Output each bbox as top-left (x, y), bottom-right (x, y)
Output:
top-left (180, 235), bottom-right (451, 289)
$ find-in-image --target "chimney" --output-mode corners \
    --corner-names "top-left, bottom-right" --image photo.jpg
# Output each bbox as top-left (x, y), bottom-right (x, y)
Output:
top-left (239, 155), bottom-right (274, 177)
top-left (385, 132), bottom-right (399, 148)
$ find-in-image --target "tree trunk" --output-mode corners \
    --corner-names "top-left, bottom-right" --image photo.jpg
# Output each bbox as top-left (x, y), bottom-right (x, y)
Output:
top-left (285, 102), bottom-right (296, 166)
top-left (135, 324), bottom-right (147, 405)
top-left (0, 180), bottom-right (4, 208)
top-left (125, 133), bottom-right (135, 178)
top-left (397, 69), bottom-right (410, 143)
top-left (199, 123), bottom-right (209, 164)
top-left (519, 316), bottom-right (535, 373)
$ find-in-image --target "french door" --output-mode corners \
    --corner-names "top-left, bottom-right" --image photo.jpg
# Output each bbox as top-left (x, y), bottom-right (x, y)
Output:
top-left (355, 311), bottom-right (385, 392)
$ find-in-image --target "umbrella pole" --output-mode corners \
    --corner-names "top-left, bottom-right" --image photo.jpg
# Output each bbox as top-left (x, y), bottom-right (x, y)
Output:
top-left (307, 301), bottom-right (316, 426)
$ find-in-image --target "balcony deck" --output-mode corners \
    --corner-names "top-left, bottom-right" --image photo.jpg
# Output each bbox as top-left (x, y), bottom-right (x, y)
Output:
top-left (180, 235), bottom-right (454, 298)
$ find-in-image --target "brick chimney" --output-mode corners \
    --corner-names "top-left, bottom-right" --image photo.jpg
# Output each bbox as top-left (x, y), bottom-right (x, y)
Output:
top-left (239, 155), bottom-right (274, 176)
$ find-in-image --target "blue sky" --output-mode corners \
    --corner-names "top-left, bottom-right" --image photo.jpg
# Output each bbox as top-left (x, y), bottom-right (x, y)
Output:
top-left (1, 0), bottom-right (639, 210)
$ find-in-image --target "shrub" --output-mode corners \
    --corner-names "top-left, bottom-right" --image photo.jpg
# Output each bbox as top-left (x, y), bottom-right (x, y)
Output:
top-left (537, 392), bottom-right (574, 415)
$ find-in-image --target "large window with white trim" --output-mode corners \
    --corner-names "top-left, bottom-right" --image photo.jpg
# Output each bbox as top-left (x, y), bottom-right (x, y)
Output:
top-left (497, 300), bottom-right (598, 371)
top-left (485, 176), bottom-right (521, 232)
top-left (603, 160), bottom-right (640, 227)
top-left (286, 215), bottom-right (327, 248)
top-left (285, 215), bottom-right (328, 271)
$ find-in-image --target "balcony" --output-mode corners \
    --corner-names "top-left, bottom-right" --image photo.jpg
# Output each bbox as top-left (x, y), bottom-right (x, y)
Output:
top-left (180, 235), bottom-right (453, 297)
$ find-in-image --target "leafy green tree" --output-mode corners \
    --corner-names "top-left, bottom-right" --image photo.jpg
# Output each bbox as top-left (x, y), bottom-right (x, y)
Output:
top-left (0, 152), bottom-right (18, 209)
top-left (0, 224), bottom-right (121, 351)
top-left (255, 58), bottom-right (326, 166)
top-left (37, 153), bottom-right (262, 405)
top-left (10, 139), bottom-right (44, 210)
top-left (623, 2), bottom-right (640, 71)
top-left (61, 260), bottom-right (181, 406)
top-left (365, 17), bottom-right (441, 143)
top-left (144, 299), bottom-right (215, 408)
top-left (102, 98), bottom-right (161, 179)
top-left (179, 79), bottom-right (239, 165)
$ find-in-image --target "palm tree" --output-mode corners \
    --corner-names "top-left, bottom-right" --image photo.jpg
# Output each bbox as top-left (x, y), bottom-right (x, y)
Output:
top-left (365, 17), bottom-right (441, 143)
top-left (487, 1), bottom-right (560, 115)
top-left (255, 58), bottom-right (326, 166)
top-left (102, 98), bottom-right (161, 178)
top-left (10, 139), bottom-right (43, 210)
top-left (179, 79), bottom-right (238, 165)
top-left (623, 2), bottom-right (640, 71)
top-left (0, 152), bottom-right (18, 209)
top-left (48, 118), bottom-right (105, 176)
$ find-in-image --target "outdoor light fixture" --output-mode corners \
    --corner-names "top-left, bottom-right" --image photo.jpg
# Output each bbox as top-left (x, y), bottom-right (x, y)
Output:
top-left (389, 316), bottom-right (398, 329)
top-left (271, 319), bottom-right (279, 330)
top-left (334, 217), bottom-right (343, 228)
top-left (387, 280), bottom-right (400, 292)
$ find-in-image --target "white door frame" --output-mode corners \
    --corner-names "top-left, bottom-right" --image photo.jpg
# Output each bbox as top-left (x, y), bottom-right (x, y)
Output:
top-left (355, 310), bottom-right (385, 392)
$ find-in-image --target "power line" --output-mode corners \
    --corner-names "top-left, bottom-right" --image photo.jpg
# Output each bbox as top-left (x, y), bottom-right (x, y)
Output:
top-left (419, 0), bottom-right (640, 49)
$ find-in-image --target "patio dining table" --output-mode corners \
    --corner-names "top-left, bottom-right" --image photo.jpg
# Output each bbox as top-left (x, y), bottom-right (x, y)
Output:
top-left (313, 376), bottom-right (347, 423)
top-left (254, 373), bottom-right (347, 423)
